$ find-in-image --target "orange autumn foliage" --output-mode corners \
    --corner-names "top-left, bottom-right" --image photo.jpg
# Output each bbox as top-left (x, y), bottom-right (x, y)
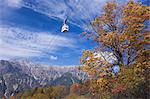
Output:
top-left (80, 0), bottom-right (150, 98)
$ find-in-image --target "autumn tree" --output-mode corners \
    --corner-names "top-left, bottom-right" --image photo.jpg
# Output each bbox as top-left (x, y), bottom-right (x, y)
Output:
top-left (70, 83), bottom-right (81, 94)
top-left (81, 0), bottom-right (149, 98)
top-left (70, 80), bottom-right (91, 96)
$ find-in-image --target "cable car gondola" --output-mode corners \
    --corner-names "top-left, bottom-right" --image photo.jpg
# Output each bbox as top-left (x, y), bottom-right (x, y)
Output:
top-left (61, 18), bottom-right (69, 32)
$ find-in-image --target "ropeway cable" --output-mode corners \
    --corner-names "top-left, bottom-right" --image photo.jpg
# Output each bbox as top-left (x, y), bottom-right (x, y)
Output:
top-left (44, 32), bottom-right (60, 56)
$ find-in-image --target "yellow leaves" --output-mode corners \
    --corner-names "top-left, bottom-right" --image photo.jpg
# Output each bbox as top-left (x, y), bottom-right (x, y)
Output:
top-left (80, 1), bottom-right (149, 98)
top-left (96, 78), bottom-right (110, 90)
top-left (98, 32), bottom-right (119, 46)
top-left (123, 1), bottom-right (149, 27)
top-left (144, 31), bottom-right (150, 40)
top-left (117, 65), bottom-right (146, 90)
top-left (103, 1), bottom-right (117, 14)
top-left (80, 50), bottom-right (113, 79)
top-left (89, 79), bottom-right (111, 98)
top-left (97, 78), bottom-right (104, 83)
top-left (89, 0), bottom-right (149, 50)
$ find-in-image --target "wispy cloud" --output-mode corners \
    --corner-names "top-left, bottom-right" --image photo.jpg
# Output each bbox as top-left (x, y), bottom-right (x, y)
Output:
top-left (0, 0), bottom-right (22, 8)
top-left (0, 25), bottom-right (76, 59)
top-left (21, 0), bottom-right (109, 30)
top-left (0, 0), bottom-right (134, 31)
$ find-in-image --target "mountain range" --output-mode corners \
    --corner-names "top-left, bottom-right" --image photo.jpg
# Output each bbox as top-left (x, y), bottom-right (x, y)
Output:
top-left (0, 60), bottom-right (88, 98)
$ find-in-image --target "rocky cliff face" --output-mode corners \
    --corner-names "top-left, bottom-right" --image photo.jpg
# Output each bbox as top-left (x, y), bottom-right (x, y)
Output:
top-left (0, 60), bottom-right (88, 98)
top-left (0, 60), bottom-right (39, 98)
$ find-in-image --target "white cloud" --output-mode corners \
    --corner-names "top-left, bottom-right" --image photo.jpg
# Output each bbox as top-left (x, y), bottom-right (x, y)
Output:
top-left (50, 55), bottom-right (58, 60)
top-left (0, 0), bottom-right (22, 8)
top-left (0, 25), bottom-right (76, 59)
top-left (0, 42), bottom-right (41, 57)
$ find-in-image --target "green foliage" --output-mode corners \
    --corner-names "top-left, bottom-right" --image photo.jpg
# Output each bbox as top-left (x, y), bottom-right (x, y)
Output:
top-left (32, 93), bottom-right (49, 99)
top-left (65, 93), bottom-right (89, 99)
top-left (14, 86), bottom-right (68, 99)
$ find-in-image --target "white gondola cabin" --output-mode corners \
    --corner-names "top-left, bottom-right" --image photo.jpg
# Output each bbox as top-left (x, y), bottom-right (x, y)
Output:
top-left (61, 19), bottom-right (69, 32)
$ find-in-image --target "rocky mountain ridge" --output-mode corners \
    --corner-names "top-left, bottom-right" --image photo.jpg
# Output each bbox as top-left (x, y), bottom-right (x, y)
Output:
top-left (0, 60), bottom-right (88, 98)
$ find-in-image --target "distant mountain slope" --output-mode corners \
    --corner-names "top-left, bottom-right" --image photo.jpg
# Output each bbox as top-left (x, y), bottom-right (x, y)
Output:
top-left (15, 60), bottom-right (88, 85)
top-left (0, 60), bottom-right (88, 98)
top-left (52, 72), bottom-right (80, 87)
top-left (0, 60), bottom-right (39, 98)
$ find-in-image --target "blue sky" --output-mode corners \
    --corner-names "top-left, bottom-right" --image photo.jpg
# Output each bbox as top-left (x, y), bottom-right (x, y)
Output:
top-left (0, 0), bottom-right (147, 66)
